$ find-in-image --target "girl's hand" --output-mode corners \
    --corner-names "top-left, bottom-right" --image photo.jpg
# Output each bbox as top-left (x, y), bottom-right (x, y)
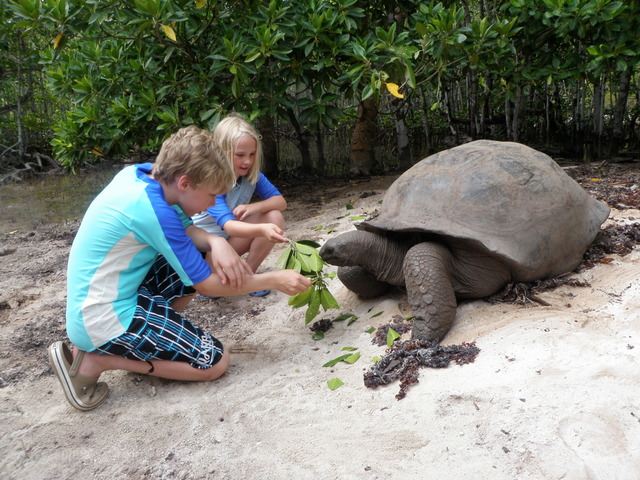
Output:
top-left (261, 223), bottom-right (287, 243)
top-left (232, 203), bottom-right (254, 221)
top-left (276, 270), bottom-right (312, 296)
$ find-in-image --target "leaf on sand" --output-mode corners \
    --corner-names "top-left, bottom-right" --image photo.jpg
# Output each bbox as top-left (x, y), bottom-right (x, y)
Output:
top-left (327, 378), bottom-right (344, 390)
top-left (323, 351), bottom-right (360, 367)
top-left (333, 313), bottom-right (357, 322)
top-left (344, 352), bottom-right (360, 364)
top-left (387, 327), bottom-right (401, 347)
top-left (323, 354), bottom-right (352, 367)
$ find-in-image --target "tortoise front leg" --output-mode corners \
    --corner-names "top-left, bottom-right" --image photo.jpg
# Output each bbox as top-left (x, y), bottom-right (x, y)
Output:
top-left (403, 242), bottom-right (458, 343)
top-left (337, 265), bottom-right (392, 299)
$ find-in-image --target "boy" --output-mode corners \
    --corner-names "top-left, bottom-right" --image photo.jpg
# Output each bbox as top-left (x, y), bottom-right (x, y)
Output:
top-left (48, 126), bottom-right (311, 411)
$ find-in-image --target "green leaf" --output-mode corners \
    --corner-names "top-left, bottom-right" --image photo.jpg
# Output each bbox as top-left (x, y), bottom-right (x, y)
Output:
top-left (370, 311), bottom-right (383, 318)
top-left (305, 289), bottom-right (322, 324)
top-left (320, 288), bottom-right (339, 311)
top-left (288, 286), bottom-right (313, 307)
top-left (341, 346), bottom-right (358, 351)
top-left (386, 327), bottom-right (401, 347)
top-left (295, 242), bottom-right (319, 255)
top-left (312, 331), bottom-right (325, 340)
top-left (344, 352), bottom-right (360, 364)
top-left (299, 240), bottom-right (321, 250)
top-left (333, 313), bottom-right (357, 323)
top-left (327, 378), bottom-right (344, 390)
top-left (365, 327), bottom-right (376, 334)
top-left (323, 354), bottom-right (352, 367)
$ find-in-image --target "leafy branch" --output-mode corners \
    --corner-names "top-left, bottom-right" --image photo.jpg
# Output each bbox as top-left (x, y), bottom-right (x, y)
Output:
top-left (276, 239), bottom-right (339, 324)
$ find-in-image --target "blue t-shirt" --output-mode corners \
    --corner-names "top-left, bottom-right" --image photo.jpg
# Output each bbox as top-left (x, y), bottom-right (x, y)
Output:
top-left (66, 163), bottom-right (211, 351)
top-left (191, 172), bottom-right (281, 238)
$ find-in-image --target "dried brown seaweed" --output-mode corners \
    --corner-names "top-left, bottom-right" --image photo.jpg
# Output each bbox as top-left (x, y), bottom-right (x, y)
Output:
top-left (364, 339), bottom-right (480, 400)
top-left (371, 314), bottom-right (413, 346)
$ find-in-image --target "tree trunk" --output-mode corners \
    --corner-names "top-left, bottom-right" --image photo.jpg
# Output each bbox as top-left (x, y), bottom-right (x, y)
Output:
top-left (592, 75), bottom-right (605, 160)
top-left (349, 98), bottom-right (378, 175)
top-left (461, 0), bottom-right (478, 138)
top-left (315, 129), bottom-right (325, 174)
top-left (16, 34), bottom-right (25, 160)
top-left (505, 99), bottom-right (512, 141)
top-left (480, 74), bottom-right (492, 137)
top-left (511, 84), bottom-right (526, 143)
top-left (395, 102), bottom-right (411, 170)
top-left (419, 89), bottom-right (432, 155)
top-left (256, 114), bottom-right (278, 175)
top-left (285, 108), bottom-right (313, 171)
top-left (610, 67), bottom-right (631, 156)
top-left (572, 77), bottom-right (584, 157)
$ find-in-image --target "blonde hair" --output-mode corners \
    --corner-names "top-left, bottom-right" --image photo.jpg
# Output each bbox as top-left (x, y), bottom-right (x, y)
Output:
top-left (213, 114), bottom-right (263, 184)
top-left (152, 125), bottom-right (235, 192)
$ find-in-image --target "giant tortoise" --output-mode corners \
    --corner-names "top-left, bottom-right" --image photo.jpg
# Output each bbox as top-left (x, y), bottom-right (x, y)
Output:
top-left (319, 140), bottom-right (610, 343)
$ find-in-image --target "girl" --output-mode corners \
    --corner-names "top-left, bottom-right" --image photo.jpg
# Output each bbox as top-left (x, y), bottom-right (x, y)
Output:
top-left (192, 115), bottom-right (288, 297)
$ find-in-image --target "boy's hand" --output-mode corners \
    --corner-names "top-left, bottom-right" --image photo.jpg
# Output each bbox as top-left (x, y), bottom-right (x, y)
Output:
top-left (277, 270), bottom-right (312, 296)
top-left (209, 237), bottom-right (253, 289)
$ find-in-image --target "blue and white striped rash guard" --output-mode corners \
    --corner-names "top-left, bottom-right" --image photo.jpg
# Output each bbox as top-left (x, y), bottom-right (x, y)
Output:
top-left (66, 163), bottom-right (212, 352)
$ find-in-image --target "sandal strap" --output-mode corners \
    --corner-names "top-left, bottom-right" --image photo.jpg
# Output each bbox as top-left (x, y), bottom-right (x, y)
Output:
top-left (69, 349), bottom-right (85, 377)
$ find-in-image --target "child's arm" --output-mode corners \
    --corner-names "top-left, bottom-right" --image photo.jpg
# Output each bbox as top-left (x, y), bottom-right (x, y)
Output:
top-left (232, 195), bottom-right (287, 221)
top-left (186, 225), bottom-right (253, 289)
top-left (194, 268), bottom-right (311, 298)
top-left (222, 219), bottom-right (287, 243)
top-left (222, 195), bottom-right (287, 242)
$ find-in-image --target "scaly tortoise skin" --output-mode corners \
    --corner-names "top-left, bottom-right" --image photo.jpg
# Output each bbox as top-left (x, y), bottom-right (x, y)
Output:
top-left (320, 140), bottom-right (610, 343)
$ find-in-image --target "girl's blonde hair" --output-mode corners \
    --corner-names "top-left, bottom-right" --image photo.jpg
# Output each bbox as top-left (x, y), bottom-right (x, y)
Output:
top-left (153, 125), bottom-right (235, 193)
top-left (213, 114), bottom-right (263, 184)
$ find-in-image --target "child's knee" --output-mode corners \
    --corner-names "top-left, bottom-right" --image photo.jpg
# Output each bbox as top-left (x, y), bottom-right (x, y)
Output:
top-left (266, 209), bottom-right (285, 227)
top-left (201, 348), bottom-right (230, 381)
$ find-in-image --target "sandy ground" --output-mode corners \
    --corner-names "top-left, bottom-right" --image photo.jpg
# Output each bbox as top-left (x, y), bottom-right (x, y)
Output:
top-left (1, 169), bottom-right (639, 480)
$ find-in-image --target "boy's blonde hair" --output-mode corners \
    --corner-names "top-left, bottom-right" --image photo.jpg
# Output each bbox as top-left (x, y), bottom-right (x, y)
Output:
top-left (213, 114), bottom-right (263, 184)
top-left (152, 125), bottom-right (236, 193)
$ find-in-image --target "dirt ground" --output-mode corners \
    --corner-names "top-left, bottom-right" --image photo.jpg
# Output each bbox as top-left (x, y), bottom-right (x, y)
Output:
top-left (1, 159), bottom-right (639, 480)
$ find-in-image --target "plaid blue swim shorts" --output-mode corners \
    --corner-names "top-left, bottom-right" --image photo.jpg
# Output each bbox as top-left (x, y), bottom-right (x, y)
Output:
top-left (96, 255), bottom-right (224, 369)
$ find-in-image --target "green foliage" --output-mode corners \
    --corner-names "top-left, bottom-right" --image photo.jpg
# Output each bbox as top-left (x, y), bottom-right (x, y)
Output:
top-left (277, 240), bottom-right (339, 324)
top-left (4, 0), bottom-right (638, 169)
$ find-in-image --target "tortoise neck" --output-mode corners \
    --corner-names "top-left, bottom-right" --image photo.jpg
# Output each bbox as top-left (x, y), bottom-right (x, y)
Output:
top-left (357, 231), bottom-right (408, 286)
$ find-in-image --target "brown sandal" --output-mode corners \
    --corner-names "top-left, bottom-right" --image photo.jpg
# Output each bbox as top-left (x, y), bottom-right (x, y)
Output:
top-left (48, 341), bottom-right (109, 411)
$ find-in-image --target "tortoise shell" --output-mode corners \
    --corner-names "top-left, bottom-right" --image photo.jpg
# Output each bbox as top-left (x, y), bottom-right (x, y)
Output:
top-left (359, 140), bottom-right (610, 281)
